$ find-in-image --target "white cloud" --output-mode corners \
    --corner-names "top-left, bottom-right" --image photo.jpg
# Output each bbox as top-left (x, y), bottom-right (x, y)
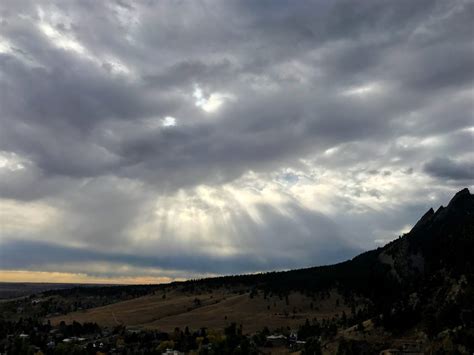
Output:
top-left (0, 199), bottom-right (59, 236)
top-left (36, 6), bottom-right (133, 76)
top-left (0, 36), bottom-right (14, 54)
top-left (193, 84), bottom-right (234, 113)
top-left (342, 82), bottom-right (383, 97)
top-left (0, 151), bottom-right (27, 171)
top-left (161, 116), bottom-right (177, 127)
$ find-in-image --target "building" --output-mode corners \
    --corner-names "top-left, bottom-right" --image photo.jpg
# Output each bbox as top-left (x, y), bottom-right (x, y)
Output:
top-left (162, 349), bottom-right (183, 355)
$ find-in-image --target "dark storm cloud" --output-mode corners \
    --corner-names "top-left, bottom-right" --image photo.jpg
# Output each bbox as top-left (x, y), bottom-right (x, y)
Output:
top-left (424, 157), bottom-right (474, 181)
top-left (1, 0), bottom-right (472, 188)
top-left (0, 0), bottom-right (472, 279)
top-left (0, 238), bottom-right (278, 275)
top-left (0, 237), bottom-right (353, 277)
top-left (143, 59), bottom-right (235, 89)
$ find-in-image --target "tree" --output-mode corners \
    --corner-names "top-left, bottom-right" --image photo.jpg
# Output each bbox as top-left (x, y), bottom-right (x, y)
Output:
top-left (302, 337), bottom-right (322, 355)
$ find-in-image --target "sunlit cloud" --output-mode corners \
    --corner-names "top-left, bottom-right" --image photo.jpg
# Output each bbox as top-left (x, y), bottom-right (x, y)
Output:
top-left (342, 82), bottom-right (383, 97)
top-left (0, 199), bottom-right (59, 235)
top-left (37, 6), bottom-right (86, 55)
top-left (36, 6), bottom-right (133, 76)
top-left (161, 116), bottom-right (177, 127)
top-left (0, 151), bottom-right (27, 171)
top-left (0, 36), bottom-right (14, 54)
top-left (193, 84), bottom-right (234, 113)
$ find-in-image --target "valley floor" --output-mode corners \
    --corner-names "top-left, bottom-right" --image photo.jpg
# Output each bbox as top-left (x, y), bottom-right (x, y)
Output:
top-left (50, 288), bottom-right (349, 334)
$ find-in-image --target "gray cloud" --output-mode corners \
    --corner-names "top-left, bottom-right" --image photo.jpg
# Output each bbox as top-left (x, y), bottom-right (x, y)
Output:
top-left (0, 201), bottom-right (360, 276)
top-left (0, 0), bottom-right (472, 280)
top-left (424, 157), bottom-right (474, 181)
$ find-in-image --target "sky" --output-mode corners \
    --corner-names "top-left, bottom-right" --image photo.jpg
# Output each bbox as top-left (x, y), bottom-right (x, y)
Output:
top-left (0, 0), bottom-right (473, 284)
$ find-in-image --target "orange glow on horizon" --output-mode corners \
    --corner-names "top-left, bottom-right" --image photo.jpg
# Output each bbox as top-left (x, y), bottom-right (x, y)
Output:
top-left (0, 270), bottom-right (179, 285)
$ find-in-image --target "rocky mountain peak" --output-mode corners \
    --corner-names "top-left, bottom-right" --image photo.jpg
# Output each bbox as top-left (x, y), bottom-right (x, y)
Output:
top-left (410, 207), bottom-right (435, 233)
top-left (446, 187), bottom-right (473, 210)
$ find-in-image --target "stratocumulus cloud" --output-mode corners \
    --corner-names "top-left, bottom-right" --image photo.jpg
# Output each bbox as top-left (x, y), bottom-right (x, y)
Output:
top-left (0, 0), bottom-right (472, 283)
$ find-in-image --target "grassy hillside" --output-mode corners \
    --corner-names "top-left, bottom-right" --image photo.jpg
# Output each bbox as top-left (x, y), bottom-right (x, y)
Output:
top-left (51, 288), bottom-right (352, 333)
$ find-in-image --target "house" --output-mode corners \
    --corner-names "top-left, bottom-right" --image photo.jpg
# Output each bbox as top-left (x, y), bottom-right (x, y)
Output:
top-left (162, 349), bottom-right (183, 355)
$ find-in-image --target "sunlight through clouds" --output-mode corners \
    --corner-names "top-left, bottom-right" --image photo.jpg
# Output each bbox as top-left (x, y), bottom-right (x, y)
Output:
top-left (0, 0), bottom-right (472, 283)
top-left (0, 36), bottom-right (14, 54)
top-left (161, 116), bottom-right (177, 127)
top-left (0, 199), bottom-right (59, 235)
top-left (342, 82), bottom-right (384, 97)
top-left (37, 7), bottom-right (86, 55)
top-left (37, 6), bottom-right (133, 76)
top-left (193, 84), bottom-right (234, 113)
top-left (0, 151), bottom-right (26, 171)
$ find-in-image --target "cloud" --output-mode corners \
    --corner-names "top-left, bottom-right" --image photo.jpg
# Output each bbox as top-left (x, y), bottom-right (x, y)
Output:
top-left (0, 198), bottom-right (359, 276)
top-left (0, 0), bottom-right (472, 282)
top-left (424, 157), bottom-right (474, 181)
